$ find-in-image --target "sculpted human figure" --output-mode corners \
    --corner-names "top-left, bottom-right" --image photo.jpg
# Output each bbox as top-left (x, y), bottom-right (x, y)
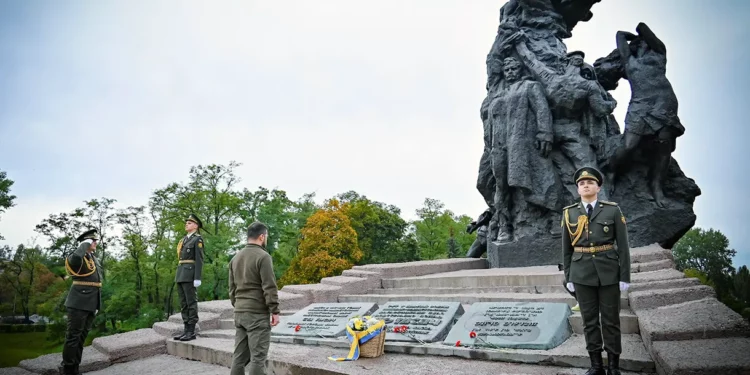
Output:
top-left (604, 22), bottom-right (684, 208)
top-left (488, 56), bottom-right (556, 242)
top-left (513, 35), bottom-right (616, 200)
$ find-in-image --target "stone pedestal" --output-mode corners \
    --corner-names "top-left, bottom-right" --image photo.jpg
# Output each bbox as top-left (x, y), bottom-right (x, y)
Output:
top-left (487, 236), bottom-right (561, 268)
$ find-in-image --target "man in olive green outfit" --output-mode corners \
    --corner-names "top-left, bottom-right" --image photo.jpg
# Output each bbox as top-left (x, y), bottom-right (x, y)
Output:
top-left (562, 167), bottom-right (631, 375)
top-left (229, 222), bottom-right (280, 375)
top-left (60, 229), bottom-right (103, 375)
top-left (173, 214), bottom-right (205, 341)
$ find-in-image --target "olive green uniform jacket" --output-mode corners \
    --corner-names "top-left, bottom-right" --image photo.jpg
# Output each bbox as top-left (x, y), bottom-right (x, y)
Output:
top-left (64, 241), bottom-right (103, 312)
top-left (175, 233), bottom-right (204, 283)
top-left (562, 201), bottom-right (631, 286)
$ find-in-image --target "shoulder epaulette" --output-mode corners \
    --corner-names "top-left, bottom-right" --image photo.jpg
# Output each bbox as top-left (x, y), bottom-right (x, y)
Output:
top-left (563, 203), bottom-right (578, 210)
top-left (600, 201), bottom-right (618, 206)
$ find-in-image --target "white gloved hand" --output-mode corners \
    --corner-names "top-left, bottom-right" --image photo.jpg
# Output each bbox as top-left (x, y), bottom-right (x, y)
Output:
top-left (566, 282), bottom-right (575, 292)
top-left (619, 281), bottom-right (629, 291)
top-left (194, 279), bottom-right (202, 288)
top-left (95, 309), bottom-right (98, 315)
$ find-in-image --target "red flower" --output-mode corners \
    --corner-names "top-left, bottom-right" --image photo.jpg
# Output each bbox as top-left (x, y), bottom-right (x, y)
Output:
top-left (294, 325), bottom-right (301, 332)
top-left (393, 327), bottom-right (401, 333)
top-left (400, 325), bottom-right (408, 332)
top-left (469, 331), bottom-right (477, 338)
top-left (455, 340), bottom-right (461, 346)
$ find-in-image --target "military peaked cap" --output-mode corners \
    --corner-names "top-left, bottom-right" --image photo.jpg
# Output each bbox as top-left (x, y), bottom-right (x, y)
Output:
top-left (76, 228), bottom-right (100, 242)
top-left (187, 213), bottom-right (203, 229)
top-left (574, 166), bottom-right (604, 186)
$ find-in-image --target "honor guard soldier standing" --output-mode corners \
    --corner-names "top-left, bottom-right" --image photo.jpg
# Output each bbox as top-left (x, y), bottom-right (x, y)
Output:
top-left (561, 167), bottom-right (631, 375)
top-left (60, 229), bottom-right (103, 375)
top-left (173, 214), bottom-right (205, 341)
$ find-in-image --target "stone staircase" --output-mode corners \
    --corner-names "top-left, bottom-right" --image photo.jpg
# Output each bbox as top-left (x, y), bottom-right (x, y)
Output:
top-left (6, 244), bottom-right (749, 375)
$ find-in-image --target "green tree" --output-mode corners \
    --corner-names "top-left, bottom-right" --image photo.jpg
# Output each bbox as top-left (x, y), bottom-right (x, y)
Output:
top-left (336, 191), bottom-right (409, 264)
top-left (673, 228), bottom-right (736, 297)
top-left (0, 170), bottom-right (16, 240)
top-left (734, 265), bottom-right (750, 306)
top-left (0, 245), bottom-right (44, 322)
top-left (413, 198), bottom-right (476, 260)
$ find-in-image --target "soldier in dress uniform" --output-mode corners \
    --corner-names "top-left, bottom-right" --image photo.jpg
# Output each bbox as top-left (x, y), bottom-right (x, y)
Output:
top-left (173, 214), bottom-right (205, 341)
top-left (60, 229), bottom-right (103, 375)
top-left (561, 167), bottom-right (631, 375)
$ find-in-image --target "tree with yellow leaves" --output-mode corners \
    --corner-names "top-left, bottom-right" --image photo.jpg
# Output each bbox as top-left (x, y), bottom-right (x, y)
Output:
top-left (279, 199), bottom-right (362, 286)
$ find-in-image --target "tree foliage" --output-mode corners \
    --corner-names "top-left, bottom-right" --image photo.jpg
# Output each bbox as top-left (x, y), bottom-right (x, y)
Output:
top-left (279, 200), bottom-right (362, 286)
top-left (0, 170), bottom-right (16, 240)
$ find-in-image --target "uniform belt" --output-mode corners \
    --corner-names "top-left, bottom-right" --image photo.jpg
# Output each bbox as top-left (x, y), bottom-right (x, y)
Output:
top-left (72, 281), bottom-right (102, 287)
top-left (574, 244), bottom-right (614, 253)
top-left (179, 260), bottom-right (195, 264)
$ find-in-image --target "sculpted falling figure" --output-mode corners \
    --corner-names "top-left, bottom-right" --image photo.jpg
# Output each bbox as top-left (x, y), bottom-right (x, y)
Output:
top-left (599, 22), bottom-right (685, 208)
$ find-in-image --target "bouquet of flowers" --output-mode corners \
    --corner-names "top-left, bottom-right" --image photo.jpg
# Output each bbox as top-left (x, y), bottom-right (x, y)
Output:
top-left (347, 315), bottom-right (381, 331)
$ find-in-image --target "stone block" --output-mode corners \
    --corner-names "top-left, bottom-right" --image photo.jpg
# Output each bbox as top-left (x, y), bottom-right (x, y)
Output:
top-left (630, 245), bottom-right (673, 264)
top-left (352, 258), bottom-right (487, 279)
top-left (382, 266), bottom-right (564, 289)
top-left (633, 259), bottom-right (675, 273)
top-left (280, 283), bottom-right (342, 304)
top-left (652, 338), bottom-right (750, 375)
top-left (92, 328), bottom-right (166, 363)
top-left (637, 297), bottom-right (750, 351)
top-left (153, 321), bottom-right (187, 337)
top-left (443, 302), bottom-right (571, 350)
top-left (341, 269), bottom-right (382, 290)
top-left (627, 277), bottom-right (701, 293)
top-left (371, 301), bottom-right (463, 342)
top-left (83, 354), bottom-right (232, 375)
top-left (197, 299), bottom-right (233, 319)
top-left (167, 312), bottom-right (220, 331)
top-left (630, 269), bottom-right (685, 283)
top-left (320, 275), bottom-right (370, 295)
top-left (0, 368), bottom-right (36, 375)
top-left (19, 346), bottom-right (110, 375)
top-left (279, 290), bottom-right (310, 310)
top-left (629, 285), bottom-right (715, 311)
top-left (488, 236), bottom-right (560, 267)
top-left (271, 302), bottom-right (377, 337)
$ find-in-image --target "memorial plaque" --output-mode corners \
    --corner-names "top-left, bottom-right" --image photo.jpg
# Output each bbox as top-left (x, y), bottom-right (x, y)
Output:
top-left (443, 302), bottom-right (571, 350)
top-left (271, 302), bottom-right (378, 337)
top-left (371, 301), bottom-right (464, 343)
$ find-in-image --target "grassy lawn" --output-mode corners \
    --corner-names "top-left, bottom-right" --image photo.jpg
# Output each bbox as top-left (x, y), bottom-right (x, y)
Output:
top-left (0, 332), bottom-right (64, 368)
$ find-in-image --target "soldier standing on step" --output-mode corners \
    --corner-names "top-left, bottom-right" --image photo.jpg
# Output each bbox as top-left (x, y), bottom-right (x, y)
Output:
top-left (561, 167), bottom-right (631, 375)
top-left (173, 214), bottom-right (204, 341)
top-left (60, 229), bottom-right (103, 375)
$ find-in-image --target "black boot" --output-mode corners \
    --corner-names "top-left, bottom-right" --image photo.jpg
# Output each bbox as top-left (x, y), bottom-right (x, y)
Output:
top-left (179, 323), bottom-right (196, 341)
top-left (607, 352), bottom-right (621, 375)
top-left (59, 365), bottom-right (77, 375)
top-left (585, 351), bottom-right (606, 375)
top-left (173, 323), bottom-right (187, 340)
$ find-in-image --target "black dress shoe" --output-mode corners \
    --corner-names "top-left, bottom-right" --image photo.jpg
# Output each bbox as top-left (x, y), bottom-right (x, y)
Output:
top-left (585, 351), bottom-right (606, 375)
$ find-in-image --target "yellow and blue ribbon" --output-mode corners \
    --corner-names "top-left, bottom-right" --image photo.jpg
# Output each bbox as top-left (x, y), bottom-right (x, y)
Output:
top-left (328, 320), bottom-right (385, 361)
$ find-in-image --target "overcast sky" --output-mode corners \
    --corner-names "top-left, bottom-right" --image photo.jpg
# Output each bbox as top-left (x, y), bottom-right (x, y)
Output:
top-left (1, 0), bottom-right (749, 267)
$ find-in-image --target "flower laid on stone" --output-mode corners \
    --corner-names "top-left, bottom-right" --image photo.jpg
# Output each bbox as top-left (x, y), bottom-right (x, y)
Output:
top-left (347, 315), bottom-right (381, 332)
top-left (455, 340), bottom-right (461, 346)
top-left (469, 331), bottom-right (477, 338)
top-left (294, 325), bottom-right (301, 332)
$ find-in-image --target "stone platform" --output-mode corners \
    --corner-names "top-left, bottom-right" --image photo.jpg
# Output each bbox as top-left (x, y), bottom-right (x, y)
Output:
top-left (7, 244), bottom-right (750, 375)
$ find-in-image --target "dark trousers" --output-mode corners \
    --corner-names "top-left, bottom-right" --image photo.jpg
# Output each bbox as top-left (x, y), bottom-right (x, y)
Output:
top-left (231, 312), bottom-right (271, 375)
top-left (61, 307), bottom-right (95, 374)
top-left (177, 282), bottom-right (199, 325)
top-left (574, 283), bottom-right (621, 354)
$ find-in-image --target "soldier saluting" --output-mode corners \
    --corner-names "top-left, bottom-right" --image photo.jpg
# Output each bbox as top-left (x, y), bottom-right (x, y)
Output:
top-left (60, 229), bottom-right (103, 375)
top-left (173, 214), bottom-right (205, 341)
top-left (561, 167), bottom-right (631, 375)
